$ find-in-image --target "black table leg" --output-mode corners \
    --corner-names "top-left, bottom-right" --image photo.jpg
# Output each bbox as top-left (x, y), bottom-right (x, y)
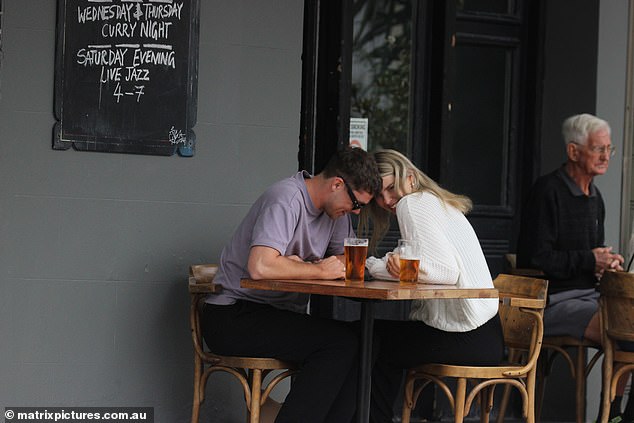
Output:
top-left (357, 300), bottom-right (375, 423)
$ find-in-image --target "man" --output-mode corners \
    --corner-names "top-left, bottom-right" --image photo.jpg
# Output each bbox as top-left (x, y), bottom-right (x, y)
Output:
top-left (517, 113), bottom-right (628, 421)
top-left (202, 146), bottom-right (382, 423)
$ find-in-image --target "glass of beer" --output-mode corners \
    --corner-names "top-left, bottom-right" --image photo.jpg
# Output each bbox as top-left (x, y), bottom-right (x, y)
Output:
top-left (344, 237), bottom-right (369, 282)
top-left (397, 239), bottom-right (420, 284)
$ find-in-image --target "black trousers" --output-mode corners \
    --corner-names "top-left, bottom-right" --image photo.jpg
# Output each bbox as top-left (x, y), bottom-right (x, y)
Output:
top-left (370, 314), bottom-right (505, 423)
top-left (202, 301), bottom-right (359, 423)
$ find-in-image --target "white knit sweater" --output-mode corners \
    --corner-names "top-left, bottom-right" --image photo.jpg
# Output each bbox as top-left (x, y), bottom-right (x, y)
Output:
top-left (366, 192), bottom-right (498, 332)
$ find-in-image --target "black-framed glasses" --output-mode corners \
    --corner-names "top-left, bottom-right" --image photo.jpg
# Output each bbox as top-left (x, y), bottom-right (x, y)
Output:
top-left (338, 176), bottom-right (365, 210)
top-left (571, 142), bottom-right (616, 157)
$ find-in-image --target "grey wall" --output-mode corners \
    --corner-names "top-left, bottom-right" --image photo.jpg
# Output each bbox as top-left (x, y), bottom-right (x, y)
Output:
top-left (0, 1), bottom-right (303, 422)
top-left (596, 0), bottom-right (629, 258)
top-left (593, 0), bottom-right (630, 418)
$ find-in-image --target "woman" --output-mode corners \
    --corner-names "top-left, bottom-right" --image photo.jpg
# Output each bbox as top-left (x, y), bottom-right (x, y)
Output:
top-left (358, 149), bottom-right (504, 422)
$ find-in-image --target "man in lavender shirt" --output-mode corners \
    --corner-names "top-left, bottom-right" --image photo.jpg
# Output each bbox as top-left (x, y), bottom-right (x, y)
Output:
top-left (202, 147), bottom-right (382, 423)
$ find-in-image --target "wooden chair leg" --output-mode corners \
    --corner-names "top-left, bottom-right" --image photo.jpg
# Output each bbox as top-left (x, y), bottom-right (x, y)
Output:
top-left (496, 385), bottom-right (512, 423)
top-left (497, 348), bottom-right (522, 423)
top-left (249, 369), bottom-right (263, 423)
top-left (401, 375), bottom-right (416, 423)
top-left (526, 367), bottom-right (537, 423)
top-left (535, 350), bottom-right (549, 422)
top-left (454, 378), bottom-right (467, 423)
top-left (480, 386), bottom-right (493, 423)
top-left (191, 354), bottom-right (203, 423)
top-left (575, 346), bottom-right (587, 423)
top-left (600, 351), bottom-right (613, 423)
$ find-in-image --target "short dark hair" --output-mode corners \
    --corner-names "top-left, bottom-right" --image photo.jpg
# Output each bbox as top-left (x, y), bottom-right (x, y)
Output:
top-left (320, 146), bottom-right (382, 196)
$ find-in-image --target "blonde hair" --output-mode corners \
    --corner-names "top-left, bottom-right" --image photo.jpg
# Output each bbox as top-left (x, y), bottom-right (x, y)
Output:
top-left (358, 149), bottom-right (473, 253)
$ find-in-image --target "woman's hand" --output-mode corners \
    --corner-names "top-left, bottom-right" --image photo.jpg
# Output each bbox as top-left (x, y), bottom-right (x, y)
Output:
top-left (386, 252), bottom-right (401, 278)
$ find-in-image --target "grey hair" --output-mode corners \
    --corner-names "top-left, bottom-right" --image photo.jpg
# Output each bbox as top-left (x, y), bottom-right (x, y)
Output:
top-left (562, 113), bottom-right (611, 146)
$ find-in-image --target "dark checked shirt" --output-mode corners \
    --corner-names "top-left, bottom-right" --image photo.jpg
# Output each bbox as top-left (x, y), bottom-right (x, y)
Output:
top-left (517, 166), bottom-right (604, 294)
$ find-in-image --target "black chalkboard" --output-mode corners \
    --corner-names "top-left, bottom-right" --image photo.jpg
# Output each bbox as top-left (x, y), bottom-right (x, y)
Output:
top-left (54, 0), bottom-right (200, 156)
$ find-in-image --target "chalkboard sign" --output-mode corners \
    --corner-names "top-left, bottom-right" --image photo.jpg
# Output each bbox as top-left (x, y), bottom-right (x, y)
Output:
top-left (53, 0), bottom-right (200, 156)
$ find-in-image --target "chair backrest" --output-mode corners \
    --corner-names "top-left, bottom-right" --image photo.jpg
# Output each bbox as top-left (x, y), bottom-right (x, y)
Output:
top-left (600, 271), bottom-right (634, 344)
top-left (189, 264), bottom-right (222, 293)
top-left (494, 274), bottom-right (548, 353)
top-left (504, 253), bottom-right (545, 277)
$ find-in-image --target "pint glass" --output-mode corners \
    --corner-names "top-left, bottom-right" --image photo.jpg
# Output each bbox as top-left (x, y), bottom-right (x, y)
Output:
top-left (344, 237), bottom-right (368, 282)
top-left (397, 239), bottom-right (420, 283)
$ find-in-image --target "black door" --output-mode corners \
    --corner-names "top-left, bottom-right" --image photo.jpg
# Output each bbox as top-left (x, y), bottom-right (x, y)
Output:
top-left (436, 0), bottom-right (541, 275)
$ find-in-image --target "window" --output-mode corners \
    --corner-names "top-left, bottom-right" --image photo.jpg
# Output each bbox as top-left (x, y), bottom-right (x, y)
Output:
top-left (350, 0), bottom-right (413, 154)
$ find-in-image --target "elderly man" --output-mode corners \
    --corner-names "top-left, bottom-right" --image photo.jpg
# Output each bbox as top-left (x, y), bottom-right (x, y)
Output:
top-left (202, 146), bottom-right (382, 423)
top-left (517, 113), bottom-right (628, 421)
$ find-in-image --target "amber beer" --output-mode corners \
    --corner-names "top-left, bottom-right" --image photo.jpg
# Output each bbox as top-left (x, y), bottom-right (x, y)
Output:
top-left (397, 239), bottom-right (420, 283)
top-left (399, 257), bottom-right (420, 283)
top-left (344, 238), bottom-right (368, 282)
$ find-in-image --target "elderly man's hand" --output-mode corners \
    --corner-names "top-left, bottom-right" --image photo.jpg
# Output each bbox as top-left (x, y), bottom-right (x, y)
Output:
top-left (593, 246), bottom-right (625, 275)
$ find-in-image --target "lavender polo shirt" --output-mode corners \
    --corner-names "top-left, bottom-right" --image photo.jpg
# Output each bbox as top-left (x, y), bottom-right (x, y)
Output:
top-left (205, 171), bottom-right (354, 313)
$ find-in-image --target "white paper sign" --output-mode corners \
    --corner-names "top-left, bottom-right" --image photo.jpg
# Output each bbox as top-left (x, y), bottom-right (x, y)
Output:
top-left (349, 118), bottom-right (368, 150)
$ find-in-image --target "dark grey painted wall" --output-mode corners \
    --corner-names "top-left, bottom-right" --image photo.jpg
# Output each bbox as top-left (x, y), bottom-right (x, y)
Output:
top-left (0, 1), bottom-right (302, 422)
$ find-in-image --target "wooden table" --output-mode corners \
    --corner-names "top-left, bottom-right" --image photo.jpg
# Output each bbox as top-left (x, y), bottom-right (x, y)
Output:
top-left (241, 278), bottom-right (498, 423)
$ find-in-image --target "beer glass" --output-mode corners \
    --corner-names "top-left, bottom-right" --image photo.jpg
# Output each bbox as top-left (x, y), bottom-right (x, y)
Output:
top-left (344, 237), bottom-right (369, 282)
top-left (397, 239), bottom-right (420, 283)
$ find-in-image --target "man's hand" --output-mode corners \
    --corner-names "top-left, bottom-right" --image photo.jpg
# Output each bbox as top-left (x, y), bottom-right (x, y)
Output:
top-left (593, 246), bottom-right (625, 276)
top-left (313, 256), bottom-right (346, 280)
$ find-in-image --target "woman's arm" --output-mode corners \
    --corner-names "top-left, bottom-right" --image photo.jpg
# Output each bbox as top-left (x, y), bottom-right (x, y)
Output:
top-left (366, 255), bottom-right (398, 280)
top-left (396, 194), bottom-right (460, 285)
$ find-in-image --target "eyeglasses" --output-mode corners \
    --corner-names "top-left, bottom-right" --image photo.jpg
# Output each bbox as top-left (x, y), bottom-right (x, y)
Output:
top-left (338, 176), bottom-right (365, 210)
top-left (571, 142), bottom-right (616, 157)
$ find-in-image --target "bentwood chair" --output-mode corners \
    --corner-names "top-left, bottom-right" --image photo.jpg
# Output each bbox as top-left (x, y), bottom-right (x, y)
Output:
top-left (188, 264), bottom-right (297, 423)
top-left (501, 254), bottom-right (602, 423)
top-left (401, 274), bottom-right (548, 423)
top-left (536, 336), bottom-right (602, 423)
top-left (599, 271), bottom-right (634, 423)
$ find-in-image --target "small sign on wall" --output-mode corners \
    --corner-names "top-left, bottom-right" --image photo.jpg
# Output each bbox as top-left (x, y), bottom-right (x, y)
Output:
top-left (349, 118), bottom-right (368, 150)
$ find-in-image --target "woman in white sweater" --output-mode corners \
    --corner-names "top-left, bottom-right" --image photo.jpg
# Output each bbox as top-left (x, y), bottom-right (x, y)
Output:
top-left (358, 149), bottom-right (504, 422)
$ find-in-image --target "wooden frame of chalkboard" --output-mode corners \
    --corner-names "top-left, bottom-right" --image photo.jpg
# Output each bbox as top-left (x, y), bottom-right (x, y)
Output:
top-left (53, 0), bottom-right (200, 156)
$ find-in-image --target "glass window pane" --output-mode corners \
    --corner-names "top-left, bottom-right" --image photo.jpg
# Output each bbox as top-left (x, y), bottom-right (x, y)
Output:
top-left (350, 0), bottom-right (413, 154)
top-left (448, 44), bottom-right (511, 206)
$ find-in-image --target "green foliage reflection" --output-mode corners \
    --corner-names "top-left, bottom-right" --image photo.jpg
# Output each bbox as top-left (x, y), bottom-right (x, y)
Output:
top-left (351, 0), bottom-right (412, 153)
